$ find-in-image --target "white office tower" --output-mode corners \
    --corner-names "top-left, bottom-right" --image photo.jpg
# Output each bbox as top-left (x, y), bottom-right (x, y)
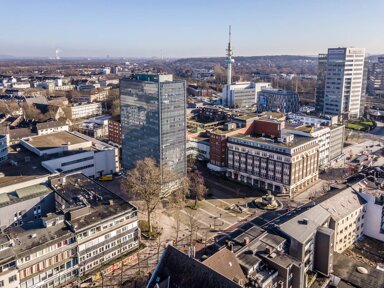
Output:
top-left (323, 47), bottom-right (365, 119)
top-left (221, 27), bottom-right (271, 108)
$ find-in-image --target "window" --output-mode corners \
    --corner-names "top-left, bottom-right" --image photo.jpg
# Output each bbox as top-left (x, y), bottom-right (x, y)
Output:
top-left (0, 280), bottom-right (3, 287)
top-left (9, 275), bottom-right (17, 283)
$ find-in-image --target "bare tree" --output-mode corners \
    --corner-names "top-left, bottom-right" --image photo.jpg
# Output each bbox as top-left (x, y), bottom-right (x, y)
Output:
top-left (186, 210), bottom-right (200, 247)
top-left (188, 170), bottom-right (207, 208)
top-left (0, 102), bottom-right (9, 115)
top-left (122, 158), bottom-right (163, 234)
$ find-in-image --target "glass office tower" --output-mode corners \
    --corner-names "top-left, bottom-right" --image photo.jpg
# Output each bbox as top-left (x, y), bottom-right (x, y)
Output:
top-left (120, 73), bottom-right (186, 177)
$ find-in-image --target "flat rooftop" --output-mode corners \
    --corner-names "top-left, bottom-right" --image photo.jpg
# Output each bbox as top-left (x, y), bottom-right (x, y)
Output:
top-left (0, 144), bottom-right (51, 189)
top-left (52, 173), bottom-right (136, 231)
top-left (229, 133), bottom-right (315, 149)
top-left (23, 131), bottom-right (87, 151)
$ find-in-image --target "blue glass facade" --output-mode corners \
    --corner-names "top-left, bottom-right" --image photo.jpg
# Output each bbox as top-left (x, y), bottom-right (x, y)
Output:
top-left (120, 74), bottom-right (186, 177)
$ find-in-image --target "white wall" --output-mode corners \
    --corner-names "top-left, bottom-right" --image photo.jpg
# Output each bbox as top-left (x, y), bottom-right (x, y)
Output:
top-left (359, 192), bottom-right (384, 242)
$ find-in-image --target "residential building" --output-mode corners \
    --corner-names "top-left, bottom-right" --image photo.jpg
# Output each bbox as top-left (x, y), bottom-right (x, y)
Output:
top-left (315, 54), bottom-right (327, 113)
top-left (64, 103), bottom-right (102, 119)
top-left (191, 69), bottom-right (215, 80)
top-left (278, 205), bottom-right (334, 278)
top-left (257, 89), bottom-right (300, 113)
top-left (319, 188), bottom-right (366, 253)
top-left (227, 132), bottom-right (319, 196)
top-left (329, 125), bottom-right (345, 163)
top-left (36, 121), bottom-right (69, 135)
top-left (74, 89), bottom-right (109, 103)
top-left (120, 73), bottom-right (186, 178)
top-left (322, 48), bottom-right (366, 118)
top-left (283, 125), bottom-right (331, 167)
top-left (147, 245), bottom-right (243, 288)
top-left (80, 115), bottom-right (111, 139)
top-left (20, 131), bottom-right (120, 177)
top-left (221, 82), bottom-right (271, 108)
top-left (368, 56), bottom-right (384, 98)
top-left (108, 117), bottom-right (122, 145)
top-left (12, 82), bottom-right (31, 89)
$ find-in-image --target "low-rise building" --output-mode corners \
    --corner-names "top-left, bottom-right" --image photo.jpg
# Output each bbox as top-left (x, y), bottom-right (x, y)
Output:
top-left (257, 89), bottom-right (300, 113)
top-left (319, 188), bottom-right (366, 253)
top-left (64, 103), bottom-right (102, 120)
top-left (20, 131), bottom-right (120, 177)
top-left (187, 136), bottom-right (210, 161)
top-left (74, 89), bottom-right (109, 103)
top-left (287, 113), bottom-right (339, 127)
top-left (222, 82), bottom-right (271, 108)
top-left (36, 121), bottom-right (69, 135)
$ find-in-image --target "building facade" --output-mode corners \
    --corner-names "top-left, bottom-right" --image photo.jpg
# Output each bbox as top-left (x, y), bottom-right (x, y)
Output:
top-left (329, 125), bottom-right (345, 163)
top-left (226, 133), bottom-right (319, 196)
top-left (120, 73), bottom-right (187, 177)
top-left (65, 103), bottom-right (102, 119)
top-left (368, 56), bottom-right (384, 98)
top-left (0, 134), bottom-right (8, 164)
top-left (257, 89), bottom-right (300, 113)
top-left (323, 48), bottom-right (366, 118)
top-left (108, 117), bottom-right (122, 145)
top-left (315, 54), bottom-right (327, 113)
top-left (221, 82), bottom-right (271, 108)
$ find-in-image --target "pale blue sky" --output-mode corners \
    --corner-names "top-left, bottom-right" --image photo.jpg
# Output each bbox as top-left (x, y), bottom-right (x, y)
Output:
top-left (1, 0), bottom-right (383, 58)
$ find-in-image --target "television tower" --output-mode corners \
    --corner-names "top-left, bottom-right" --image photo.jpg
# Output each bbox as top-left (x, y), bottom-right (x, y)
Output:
top-left (225, 25), bottom-right (234, 86)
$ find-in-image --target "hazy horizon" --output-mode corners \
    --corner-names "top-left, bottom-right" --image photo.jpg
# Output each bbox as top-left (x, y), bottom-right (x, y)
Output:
top-left (1, 0), bottom-right (383, 58)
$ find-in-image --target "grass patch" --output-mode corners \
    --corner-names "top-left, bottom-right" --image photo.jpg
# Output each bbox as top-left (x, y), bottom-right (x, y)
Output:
top-left (346, 123), bottom-right (365, 130)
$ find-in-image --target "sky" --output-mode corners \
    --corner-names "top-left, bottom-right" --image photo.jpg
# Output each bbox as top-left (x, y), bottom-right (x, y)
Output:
top-left (1, 0), bottom-right (383, 58)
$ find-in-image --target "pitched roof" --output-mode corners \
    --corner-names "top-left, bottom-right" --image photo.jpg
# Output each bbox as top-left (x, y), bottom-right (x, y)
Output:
top-left (278, 205), bottom-right (331, 243)
top-left (147, 245), bottom-right (243, 288)
top-left (203, 247), bottom-right (246, 284)
top-left (319, 188), bottom-right (366, 221)
top-left (36, 121), bottom-right (67, 130)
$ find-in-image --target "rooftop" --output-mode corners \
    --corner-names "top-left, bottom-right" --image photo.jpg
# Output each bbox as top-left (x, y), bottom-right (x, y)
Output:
top-left (278, 205), bottom-right (330, 243)
top-left (229, 133), bottom-right (316, 150)
top-left (23, 131), bottom-right (87, 151)
top-left (36, 121), bottom-right (68, 130)
top-left (52, 173), bottom-right (136, 231)
top-left (319, 188), bottom-right (366, 221)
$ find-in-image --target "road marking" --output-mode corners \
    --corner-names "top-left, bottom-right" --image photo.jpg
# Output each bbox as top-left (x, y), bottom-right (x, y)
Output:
top-left (197, 208), bottom-right (233, 226)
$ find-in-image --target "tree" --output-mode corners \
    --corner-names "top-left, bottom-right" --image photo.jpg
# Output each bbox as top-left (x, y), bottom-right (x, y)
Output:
top-left (186, 209), bottom-right (200, 247)
top-left (122, 158), bottom-right (163, 234)
top-left (0, 102), bottom-right (9, 115)
top-left (188, 171), bottom-right (207, 208)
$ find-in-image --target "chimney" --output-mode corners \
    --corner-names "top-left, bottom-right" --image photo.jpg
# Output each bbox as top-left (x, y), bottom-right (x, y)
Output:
top-left (243, 237), bottom-right (250, 245)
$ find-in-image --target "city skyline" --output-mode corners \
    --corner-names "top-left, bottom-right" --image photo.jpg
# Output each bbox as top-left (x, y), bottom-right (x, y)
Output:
top-left (1, 0), bottom-right (384, 58)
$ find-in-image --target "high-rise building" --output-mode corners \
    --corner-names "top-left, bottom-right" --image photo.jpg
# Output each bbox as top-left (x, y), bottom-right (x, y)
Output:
top-left (368, 56), bottom-right (384, 99)
top-left (315, 54), bottom-right (327, 113)
top-left (120, 73), bottom-right (186, 177)
top-left (322, 48), bottom-right (366, 118)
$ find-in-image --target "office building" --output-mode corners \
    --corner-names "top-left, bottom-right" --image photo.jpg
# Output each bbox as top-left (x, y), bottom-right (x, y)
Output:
top-left (323, 48), bottom-right (366, 118)
top-left (20, 131), bottom-right (120, 177)
top-left (283, 125), bottom-right (331, 167)
top-left (257, 89), bottom-right (300, 113)
top-left (329, 125), bottom-right (345, 163)
top-left (120, 73), bottom-right (186, 177)
top-left (368, 56), bottom-right (384, 98)
top-left (221, 82), bottom-right (271, 108)
top-left (0, 134), bottom-right (7, 163)
top-left (315, 54), bottom-right (327, 113)
top-left (227, 132), bottom-right (319, 196)
top-left (0, 173), bottom-right (139, 288)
